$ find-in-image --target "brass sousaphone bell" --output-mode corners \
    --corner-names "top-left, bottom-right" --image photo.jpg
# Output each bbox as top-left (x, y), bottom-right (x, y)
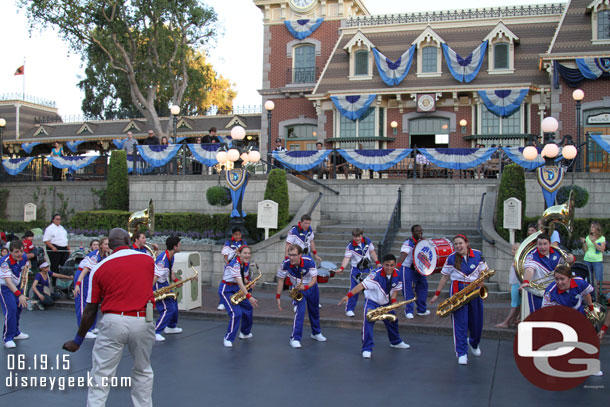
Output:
top-left (128, 199), bottom-right (156, 256)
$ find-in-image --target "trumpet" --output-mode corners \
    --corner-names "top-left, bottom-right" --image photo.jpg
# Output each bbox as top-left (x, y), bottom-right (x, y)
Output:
top-left (230, 266), bottom-right (263, 305)
top-left (366, 297), bottom-right (417, 322)
top-left (436, 269), bottom-right (495, 318)
top-left (154, 266), bottom-right (199, 302)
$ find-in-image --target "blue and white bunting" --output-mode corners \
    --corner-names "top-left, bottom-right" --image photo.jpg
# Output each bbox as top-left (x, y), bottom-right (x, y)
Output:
top-left (331, 94), bottom-right (377, 121)
top-left (590, 134), bottom-right (610, 154)
top-left (478, 89), bottom-right (528, 117)
top-left (501, 147), bottom-right (544, 171)
top-left (136, 145), bottom-right (181, 168)
top-left (272, 150), bottom-right (331, 171)
top-left (188, 143), bottom-right (221, 167)
top-left (372, 46), bottom-right (415, 86)
top-left (337, 149), bottom-right (413, 171)
top-left (176, 136), bottom-right (188, 144)
top-left (47, 155), bottom-right (100, 171)
top-left (418, 148), bottom-right (497, 170)
top-left (284, 18), bottom-right (324, 40)
top-left (575, 58), bottom-right (610, 80)
top-left (21, 142), bottom-right (41, 154)
top-left (66, 140), bottom-right (86, 153)
top-left (442, 41), bottom-right (488, 83)
top-left (113, 139), bottom-right (126, 149)
top-left (2, 157), bottom-right (35, 176)
top-left (127, 156), bottom-right (153, 175)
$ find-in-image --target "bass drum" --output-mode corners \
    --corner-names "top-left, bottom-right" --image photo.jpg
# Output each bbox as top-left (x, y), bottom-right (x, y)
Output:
top-left (413, 238), bottom-right (454, 276)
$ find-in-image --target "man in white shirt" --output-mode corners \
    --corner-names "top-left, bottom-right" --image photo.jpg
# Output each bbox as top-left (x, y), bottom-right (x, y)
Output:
top-left (43, 214), bottom-right (71, 276)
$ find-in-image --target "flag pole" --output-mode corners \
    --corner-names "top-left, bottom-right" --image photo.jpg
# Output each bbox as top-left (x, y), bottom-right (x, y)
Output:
top-left (22, 58), bottom-right (25, 101)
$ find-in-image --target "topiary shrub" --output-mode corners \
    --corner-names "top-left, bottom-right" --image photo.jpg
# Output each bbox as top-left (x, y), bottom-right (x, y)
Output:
top-left (0, 189), bottom-right (8, 219)
top-left (495, 163), bottom-right (526, 242)
top-left (106, 150), bottom-right (129, 210)
top-left (206, 186), bottom-right (232, 207)
top-left (264, 169), bottom-right (290, 228)
top-left (557, 185), bottom-right (589, 208)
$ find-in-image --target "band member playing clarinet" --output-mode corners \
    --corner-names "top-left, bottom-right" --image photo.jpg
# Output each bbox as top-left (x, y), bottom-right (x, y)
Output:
top-left (430, 234), bottom-right (488, 365)
top-left (397, 225), bottom-right (429, 319)
top-left (276, 244), bottom-right (326, 348)
top-left (339, 254), bottom-right (410, 358)
top-left (218, 246), bottom-right (258, 347)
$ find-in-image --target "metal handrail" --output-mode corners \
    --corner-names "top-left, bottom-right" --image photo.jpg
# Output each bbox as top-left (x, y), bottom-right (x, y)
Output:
top-left (260, 157), bottom-right (340, 195)
top-left (477, 192), bottom-right (495, 245)
top-left (378, 188), bottom-right (402, 259)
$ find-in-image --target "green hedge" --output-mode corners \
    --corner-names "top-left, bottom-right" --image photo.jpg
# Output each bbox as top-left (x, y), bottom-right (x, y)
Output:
top-left (0, 220), bottom-right (48, 235)
top-left (557, 185), bottom-right (589, 208)
top-left (495, 164), bottom-right (526, 242)
top-left (206, 186), bottom-right (232, 207)
top-left (264, 169), bottom-right (290, 228)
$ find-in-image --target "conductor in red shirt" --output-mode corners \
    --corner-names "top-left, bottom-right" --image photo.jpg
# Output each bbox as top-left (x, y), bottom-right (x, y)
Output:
top-left (63, 228), bottom-right (156, 407)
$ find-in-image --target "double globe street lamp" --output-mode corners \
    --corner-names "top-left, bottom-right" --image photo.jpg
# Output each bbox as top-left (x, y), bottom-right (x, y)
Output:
top-left (215, 125), bottom-right (261, 169)
top-left (522, 116), bottom-right (577, 165)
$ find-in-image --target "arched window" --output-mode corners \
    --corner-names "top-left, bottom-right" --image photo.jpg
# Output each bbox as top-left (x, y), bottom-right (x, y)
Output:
top-left (484, 22), bottom-right (518, 74)
top-left (293, 44), bottom-right (316, 83)
top-left (421, 47), bottom-right (438, 73)
top-left (493, 43), bottom-right (509, 70)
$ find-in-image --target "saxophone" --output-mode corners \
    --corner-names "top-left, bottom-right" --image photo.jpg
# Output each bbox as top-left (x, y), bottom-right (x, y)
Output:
top-left (366, 298), bottom-right (417, 322)
top-left (154, 266), bottom-right (199, 301)
top-left (436, 269), bottom-right (496, 318)
top-left (230, 266), bottom-right (263, 305)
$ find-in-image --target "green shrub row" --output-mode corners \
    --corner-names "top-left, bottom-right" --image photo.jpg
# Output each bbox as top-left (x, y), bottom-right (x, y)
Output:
top-left (511, 216), bottom-right (610, 250)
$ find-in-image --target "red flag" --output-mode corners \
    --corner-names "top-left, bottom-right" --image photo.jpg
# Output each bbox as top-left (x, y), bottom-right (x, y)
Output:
top-left (14, 65), bottom-right (24, 75)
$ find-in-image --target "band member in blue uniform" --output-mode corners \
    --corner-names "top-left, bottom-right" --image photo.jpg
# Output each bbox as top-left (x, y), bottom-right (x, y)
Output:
top-left (339, 254), bottom-right (410, 358)
top-left (218, 246), bottom-right (258, 347)
top-left (132, 232), bottom-right (158, 254)
top-left (73, 238), bottom-right (110, 339)
top-left (153, 236), bottom-right (182, 342)
top-left (285, 214), bottom-right (322, 263)
top-left (0, 241), bottom-right (29, 348)
top-left (276, 244), bottom-right (326, 348)
top-left (430, 234), bottom-right (489, 365)
top-left (397, 225), bottom-right (429, 319)
top-left (218, 227), bottom-right (247, 311)
top-left (338, 228), bottom-right (380, 317)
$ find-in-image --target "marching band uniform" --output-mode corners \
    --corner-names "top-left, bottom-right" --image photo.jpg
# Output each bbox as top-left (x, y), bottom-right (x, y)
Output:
top-left (399, 237), bottom-right (428, 317)
top-left (286, 222), bottom-right (314, 255)
top-left (154, 250), bottom-right (179, 338)
top-left (132, 243), bottom-right (148, 254)
top-left (218, 256), bottom-right (253, 344)
top-left (343, 237), bottom-right (376, 315)
top-left (0, 252), bottom-right (29, 347)
top-left (441, 248), bottom-right (488, 361)
top-left (74, 249), bottom-right (104, 335)
top-left (218, 237), bottom-right (247, 310)
top-left (524, 247), bottom-right (564, 313)
top-left (542, 277), bottom-right (593, 314)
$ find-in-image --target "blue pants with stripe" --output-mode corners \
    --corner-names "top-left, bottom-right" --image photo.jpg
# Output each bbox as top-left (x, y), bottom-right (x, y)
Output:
top-left (291, 285), bottom-right (321, 341)
top-left (526, 292), bottom-right (542, 314)
top-left (346, 267), bottom-right (371, 313)
top-left (450, 281), bottom-right (483, 358)
top-left (218, 284), bottom-right (253, 342)
top-left (1, 285), bottom-right (23, 343)
top-left (401, 266), bottom-right (428, 314)
top-left (362, 300), bottom-right (402, 352)
top-left (154, 281), bottom-right (178, 334)
top-left (73, 269), bottom-right (96, 332)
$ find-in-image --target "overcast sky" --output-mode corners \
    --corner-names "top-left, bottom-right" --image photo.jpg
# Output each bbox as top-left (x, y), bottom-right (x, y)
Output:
top-left (0, 0), bottom-right (559, 118)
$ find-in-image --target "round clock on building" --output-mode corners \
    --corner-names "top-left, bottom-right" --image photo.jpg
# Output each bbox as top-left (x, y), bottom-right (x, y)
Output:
top-left (289, 0), bottom-right (317, 13)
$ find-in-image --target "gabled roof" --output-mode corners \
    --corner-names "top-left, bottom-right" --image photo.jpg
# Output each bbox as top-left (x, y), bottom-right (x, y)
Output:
top-left (484, 22), bottom-right (520, 44)
top-left (412, 26), bottom-right (445, 48)
top-left (343, 30), bottom-right (375, 51)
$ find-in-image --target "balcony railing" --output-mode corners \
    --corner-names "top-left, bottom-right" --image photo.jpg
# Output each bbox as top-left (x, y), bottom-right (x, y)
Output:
top-left (286, 67), bottom-right (320, 85)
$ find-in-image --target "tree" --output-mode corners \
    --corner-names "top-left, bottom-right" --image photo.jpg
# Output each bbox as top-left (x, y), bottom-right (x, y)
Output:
top-left (495, 163), bottom-right (526, 242)
top-left (264, 169), bottom-right (290, 228)
top-left (106, 150), bottom-right (129, 211)
top-left (21, 0), bottom-right (218, 135)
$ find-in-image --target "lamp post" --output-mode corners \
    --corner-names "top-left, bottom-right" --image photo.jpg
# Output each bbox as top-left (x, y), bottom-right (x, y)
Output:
top-left (264, 100), bottom-right (275, 173)
top-left (170, 105), bottom-right (182, 175)
top-left (523, 117), bottom-right (577, 165)
top-left (390, 120), bottom-right (398, 136)
top-left (572, 89), bottom-right (585, 172)
top-left (0, 118), bottom-right (5, 177)
top-left (459, 119), bottom-right (468, 135)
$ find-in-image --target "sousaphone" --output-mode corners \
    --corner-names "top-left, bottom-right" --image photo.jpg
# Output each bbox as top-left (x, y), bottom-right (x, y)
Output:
top-left (128, 199), bottom-right (156, 256)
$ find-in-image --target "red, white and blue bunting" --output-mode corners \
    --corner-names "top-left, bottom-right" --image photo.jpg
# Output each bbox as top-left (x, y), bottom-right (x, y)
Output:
top-left (477, 89), bottom-right (528, 117)
top-left (501, 147), bottom-right (545, 171)
top-left (284, 18), bottom-right (324, 40)
top-left (47, 155), bottom-right (100, 171)
top-left (188, 143), bottom-right (221, 167)
top-left (417, 148), bottom-right (497, 170)
top-left (66, 140), bottom-right (87, 153)
top-left (272, 149), bottom-right (331, 171)
top-left (372, 46), bottom-right (415, 87)
top-left (590, 135), bottom-right (610, 154)
top-left (21, 142), bottom-right (41, 154)
top-left (113, 139), bottom-right (126, 149)
top-left (575, 58), bottom-right (610, 80)
top-left (136, 144), bottom-right (181, 168)
top-left (331, 94), bottom-right (377, 121)
top-left (336, 149), bottom-right (413, 171)
top-left (442, 41), bottom-right (488, 83)
top-left (2, 157), bottom-right (35, 175)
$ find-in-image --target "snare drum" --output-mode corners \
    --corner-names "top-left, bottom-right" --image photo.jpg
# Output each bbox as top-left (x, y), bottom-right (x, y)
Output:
top-left (320, 261), bottom-right (337, 278)
top-left (413, 238), bottom-right (454, 276)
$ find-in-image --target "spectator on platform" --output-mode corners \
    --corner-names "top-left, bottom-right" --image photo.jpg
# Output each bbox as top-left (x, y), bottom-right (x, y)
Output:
top-left (142, 130), bottom-right (160, 146)
top-left (192, 137), bottom-right (203, 175)
top-left (331, 149), bottom-right (350, 179)
top-left (311, 142), bottom-right (329, 179)
top-left (160, 137), bottom-right (172, 174)
top-left (51, 142), bottom-right (64, 181)
top-left (202, 127), bottom-right (220, 144)
top-left (123, 131), bottom-right (139, 175)
top-left (273, 138), bottom-right (288, 170)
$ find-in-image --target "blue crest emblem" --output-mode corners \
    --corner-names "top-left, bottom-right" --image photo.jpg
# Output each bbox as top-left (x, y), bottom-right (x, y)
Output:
top-left (536, 165), bottom-right (564, 193)
top-left (226, 168), bottom-right (247, 191)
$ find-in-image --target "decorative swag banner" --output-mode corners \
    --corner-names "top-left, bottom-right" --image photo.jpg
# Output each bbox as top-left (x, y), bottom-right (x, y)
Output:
top-left (21, 142), bottom-right (41, 154)
top-left (284, 18), bottom-right (324, 40)
top-left (372, 45), bottom-right (415, 86)
top-left (575, 57), bottom-right (610, 80)
top-left (442, 40), bottom-right (488, 83)
top-left (590, 134), bottom-right (610, 154)
top-left (331, 94), bottom-right (377, 121)
top-left (501, 147), bottom-right (545, 171)
top-left (113, 139), bottom-right (126, 149)
top-left (47, 155), bottom-right (100, 171)
top-left (2, 157), bottom-right (35, 176)
top-left (272, 149), bottom-right (331, 171)
top-left (336, 149), bottom-right (413, 171)
top-left (66, 140), bottom-right (87, 153)
top-left (418, 148), bottom-right (497, 170)
top-left (188, 143), bottom-right (221, 167)
top-left (136, 145), bottom-right (181, 168)
top-left (478, 89), bottom-right (528, 117)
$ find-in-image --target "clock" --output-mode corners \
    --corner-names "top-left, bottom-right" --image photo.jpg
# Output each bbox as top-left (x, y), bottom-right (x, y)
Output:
top-left (289, 0), bottom-right (317, 13)
top-left (417, 94), bottom-right (436, 112)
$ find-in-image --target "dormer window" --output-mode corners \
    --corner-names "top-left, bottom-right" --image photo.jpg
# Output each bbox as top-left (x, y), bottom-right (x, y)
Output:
top-left (493, 43), bottom-right (509, 70)
top-left (421, 46), bottom-right (438, 73)
top-left (597, 9), bottom-right (610, 39)
top-left (484, 22), bottom-right (519, 74)
top-left (344, 30), bottom-right (374, 80)
top-left (412, 27), bottom-right (443, 77)
top-left (589, 1), bottom-right (610, 44)
top-left (354, 50), bottom-right (369, 76)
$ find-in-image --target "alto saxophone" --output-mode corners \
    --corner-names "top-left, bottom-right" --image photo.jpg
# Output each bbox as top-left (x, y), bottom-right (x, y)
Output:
top-left (230, 266), bottom-right (263, 305)
top-left (154, 266), bottom-right (199, 301)
top-left (436, 269), bottom-right (495, 318)
top-left (366, 297), bottom-right (416, 322)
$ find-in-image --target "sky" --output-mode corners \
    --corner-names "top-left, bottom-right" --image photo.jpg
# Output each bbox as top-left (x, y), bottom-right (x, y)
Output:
top-left (0, 0), bottom-right (560, 118)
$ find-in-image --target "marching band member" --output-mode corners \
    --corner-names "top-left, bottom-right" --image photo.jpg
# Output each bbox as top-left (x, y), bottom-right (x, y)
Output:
top-left (430, 234), bottom-right (488, 365)
top-left (218, 227), bottom-right (247, 311)
top-left (0, 240), bottom-right (30, 348)
top-left (285, 214), bottom-right (322, 263)
top-left (339, 254), bottom-right (410, 358)
top-left (276, 244), bottom-right (326, 348)
top-left (132, 232), bottom-right (159, 254)
top-left (397, 225), bottom-right (429, 319)
top-left (153, 236), bottom-right (183, 342)
top-left (218, 246), bottom-right (258, 347)
top-left (338, 228), bottom-right (379, 317)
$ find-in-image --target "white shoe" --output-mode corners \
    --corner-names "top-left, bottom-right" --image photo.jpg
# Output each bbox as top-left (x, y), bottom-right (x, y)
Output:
top-left (290, 340), bottom-right (302, 348)
top-left (155, 334), bottom-right (166, 342)
top-left (468, 339), bottom-right (481, 356)
top-left (239, 332), bottom-right (253, 339)
top-left (417, 310), bottom-right (431, 316)
top-left (14, 333), bottom-right (29, 340)
top-left (390, 341), bottom-right (410, 349)
top-left (85, 332), bottom-right (97, 339)
top-left (405, 313), bottom-right (414, 319)
top-left (164, 327), bottom-right (183, 334)
top-left (458, 355), bottom-right (468, 365)
top-left (223, 339), bottom-right (233, 348)
top-left (592, 370), bottom-right (603, 377)
top-left (27, 301), bottom-right (33, 311)
top-left (319, 304), bottom-right (322, 308)
top-left (217, 303), bottom-right (225, 310)
top-left (362, 351), bottom-right (371, 359)
top-left (92, 328), bottom-right (99, 334)
top-left (310, 333), bottom-right (327, 342)
top-left (37, 303), bottom-right (45, 310)
top-left (4, 340), bottom-right (16, 349)
top-left (345, 310), bottom-right (355, 317)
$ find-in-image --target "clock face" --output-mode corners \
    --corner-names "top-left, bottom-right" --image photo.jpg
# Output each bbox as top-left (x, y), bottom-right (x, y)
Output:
top-left (417, 94), bottom-right (435, 112)
top-left (290, 0), bottom-right (316, 11)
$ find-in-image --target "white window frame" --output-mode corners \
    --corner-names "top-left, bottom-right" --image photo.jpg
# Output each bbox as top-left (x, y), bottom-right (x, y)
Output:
top-left (344, 31), bottom-right (374, 81)
top-left (484, 22), bottom-right (518, 75)
top-left (334, 106), bottom-right (383, 139)
top-left (292, 43), bottom-right (317, 84)
top-left (412, 27), bottom-right (443, 77)
top-left (590, 2), bottom-right (610, 44)
top-left (477, 104), bottom-right (525, 135)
